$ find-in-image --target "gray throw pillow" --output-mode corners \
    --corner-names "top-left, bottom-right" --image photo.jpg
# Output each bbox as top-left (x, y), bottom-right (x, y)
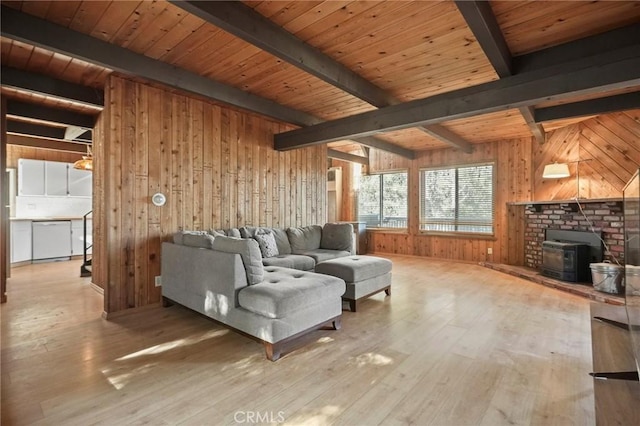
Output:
top-left (254, 231), bottom-right (279, 258)
top-left (320, 223), bottom-right (353, 252)
top-left (212, 236), bottom-right (264, 285)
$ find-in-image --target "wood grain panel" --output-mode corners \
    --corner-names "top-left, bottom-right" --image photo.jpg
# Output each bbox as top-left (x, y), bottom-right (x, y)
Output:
top-left (491, 0), bottom-right (640, 55)
top-left (534, 110), bottom-right (640, 201)
top-left (5, 144), bottom-right (83, 167)
top-left (94, 74), bottom-right (327, 314)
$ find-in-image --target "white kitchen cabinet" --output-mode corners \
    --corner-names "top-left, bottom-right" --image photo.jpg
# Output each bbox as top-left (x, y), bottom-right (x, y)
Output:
top-left (68, 167), bottom-right (92, 197)
top-left (18, 159), bottom-right (45, 196)
top-left (32, 221), bottom-right (72, 260)
top-left (71, 219), bottom-right (92, 256)
top-left (10, 220), bottom-right (32, 263)
top-left (45, 161), bottom-right (69, 196)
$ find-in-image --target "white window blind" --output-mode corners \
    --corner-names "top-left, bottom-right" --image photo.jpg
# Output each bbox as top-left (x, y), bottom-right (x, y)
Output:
top-left (358, 171), bottom-right (408, 229)
top-left (420, 163), bottom-right (494, 234)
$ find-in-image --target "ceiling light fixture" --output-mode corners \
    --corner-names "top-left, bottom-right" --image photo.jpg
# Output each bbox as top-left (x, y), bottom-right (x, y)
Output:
top-left (73, 145), bottom-right (93, 171)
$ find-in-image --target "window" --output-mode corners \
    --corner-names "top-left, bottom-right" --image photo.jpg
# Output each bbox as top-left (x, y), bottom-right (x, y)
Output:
top-left (358, 171), bottom-right (408, 229)
top-left (420, 163), bottom-right (494, 234)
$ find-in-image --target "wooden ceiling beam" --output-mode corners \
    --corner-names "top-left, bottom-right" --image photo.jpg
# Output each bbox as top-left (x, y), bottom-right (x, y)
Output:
top-left (454, 1), bottom-right (512, 77)
top-left (274, 46), bottom-right (640, 149)
top-left (352, 136), bottom-right (415, 159)
top-left (1, 66), bottom-right (104, 109)
top-left (417, 125), bottom-right (473, 154)
top-left (1, 6), bottom-right (415, 159)
top-left (455, 0), bottom-right (545, 144)
top-left (518, 107), bottom-right (546, 144)
top-left (535, 92), bottom-right (640, 123)
top-left (7, 121), bottom-right (91, 142)
top-left (514, 24), bottom-right (640, 74)
top-left (7, 133), bottom-right (88, 153)
top-left (327, 149), bottom-right (369, 166)
top-left (7, 100), bottom-right (95, 129)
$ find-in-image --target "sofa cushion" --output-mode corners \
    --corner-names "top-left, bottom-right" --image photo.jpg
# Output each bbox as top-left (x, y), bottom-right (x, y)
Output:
top-left (226, 228), bottom-right (241, 238)
top-left (299, 249), bottom-right (351, 264)
top-left (173, 230), bottom-right (212, 247)
top-left (210, 229), bottom-right (226, 237)
top-left (254, 231), bottom-right (279, 258)
top-left (287, 225), bottom-right (322, 253)
top-left (240, 226), bottom-right (292, 255)
top-left (262, 254), bottom-right (316, 271)
top-left (212, 236), bottom-right (263, 285)
top-left (271, 228), bottom-right (292, 255)
top-left (182, 233), bottom-right (215, 249)
top-left (239, 226), bottom-right (259, 239)
top-left (237, 267), bottom-right (346, 319)
top-left (320, 223), bottom-right (353, 252)
top-left (315, 256), bottom-right (392, 283)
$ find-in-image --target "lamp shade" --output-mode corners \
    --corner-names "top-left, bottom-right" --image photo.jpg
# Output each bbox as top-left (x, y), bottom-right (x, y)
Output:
top-left (542, 163), bottom-right (570, 179)
top-left (73, 145), bottom-right (93, 171)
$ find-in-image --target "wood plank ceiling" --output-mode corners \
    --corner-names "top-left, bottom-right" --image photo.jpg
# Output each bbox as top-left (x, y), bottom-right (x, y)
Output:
top-left (1, 0), bottom-right (639, 154)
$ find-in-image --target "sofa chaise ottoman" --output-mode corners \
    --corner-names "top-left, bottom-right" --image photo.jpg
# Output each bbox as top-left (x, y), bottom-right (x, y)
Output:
top-left (315, 256), bottom-right (392, 312)
top-left (161, 237), bottom-right (345, 361)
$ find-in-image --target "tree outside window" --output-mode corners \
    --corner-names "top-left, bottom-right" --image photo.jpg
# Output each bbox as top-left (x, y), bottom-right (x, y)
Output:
top-left (420, 164), bottom-right (494, 234)
top-left (358, 171), bottom-right (408, 229)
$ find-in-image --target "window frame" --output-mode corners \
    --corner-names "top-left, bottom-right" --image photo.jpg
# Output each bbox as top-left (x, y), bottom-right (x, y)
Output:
top-left (419, 162), bottom-right (495, 237)
top-left (357, 169), bottom-right (409, 231)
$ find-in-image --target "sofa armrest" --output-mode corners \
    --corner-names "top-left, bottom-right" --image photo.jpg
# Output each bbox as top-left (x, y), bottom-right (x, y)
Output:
top-left (161, 242), bottom-right (249, 308)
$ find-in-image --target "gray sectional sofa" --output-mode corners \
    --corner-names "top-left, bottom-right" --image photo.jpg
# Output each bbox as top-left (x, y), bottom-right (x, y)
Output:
top-left (161, 223), bottom-right (354, 360)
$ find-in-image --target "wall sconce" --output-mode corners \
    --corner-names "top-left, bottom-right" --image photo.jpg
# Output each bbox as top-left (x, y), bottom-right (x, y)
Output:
top-left (542, 163), bottom-right (570, 179)
top-left (151, 192), bottom-right (167, 207)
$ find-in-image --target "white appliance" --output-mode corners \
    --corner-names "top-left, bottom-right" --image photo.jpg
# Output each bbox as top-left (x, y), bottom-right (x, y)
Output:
top-left (32, 220), bottom-right (72, 261)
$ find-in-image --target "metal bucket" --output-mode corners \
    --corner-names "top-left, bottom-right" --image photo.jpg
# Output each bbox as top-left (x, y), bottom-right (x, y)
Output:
top-left (625, 265), bottom-right (640, 296)
top-left (590, 262), bottom-right (624, 294)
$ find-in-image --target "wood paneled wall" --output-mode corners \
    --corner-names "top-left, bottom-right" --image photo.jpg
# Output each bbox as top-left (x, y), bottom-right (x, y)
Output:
top-left (5, 145), bottom-right (83, 168)
top-left (535, 110), bottom-right (640, 201)
top-left (359, 139), bottom-right (533, 264)
top-left (345, 110), bottom-right (640, 265)
top-left (95, 75), bottom-right (327, 314)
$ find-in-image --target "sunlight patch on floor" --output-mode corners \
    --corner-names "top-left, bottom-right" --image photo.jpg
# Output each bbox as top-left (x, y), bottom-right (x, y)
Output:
top-left (115, 329), bottom-right (229, 361)
top-left (100, 329), bottom-right (229, 390)
top-left (317, 336), bottom-right (334, 344)
top-left (352, 352), bottom-right (394, 367)
top-left (102, 364), bottom-right (155, 390)
top-left (284, 404), bottom-right (341, 425)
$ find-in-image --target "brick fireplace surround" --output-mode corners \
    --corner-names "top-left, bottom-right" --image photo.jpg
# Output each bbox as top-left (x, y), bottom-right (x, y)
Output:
top-left (524, 200), bottom-right (624, 270)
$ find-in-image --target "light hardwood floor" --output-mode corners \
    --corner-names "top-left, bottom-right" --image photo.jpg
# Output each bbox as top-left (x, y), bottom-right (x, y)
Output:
top-left (1, 256), bottom-right (595, 425)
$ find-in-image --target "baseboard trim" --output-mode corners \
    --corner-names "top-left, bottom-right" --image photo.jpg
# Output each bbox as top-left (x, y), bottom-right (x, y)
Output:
top-left (90, 282), bottom-right (104, 295)
top-left (102, 302), bottom-right (162, 320)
